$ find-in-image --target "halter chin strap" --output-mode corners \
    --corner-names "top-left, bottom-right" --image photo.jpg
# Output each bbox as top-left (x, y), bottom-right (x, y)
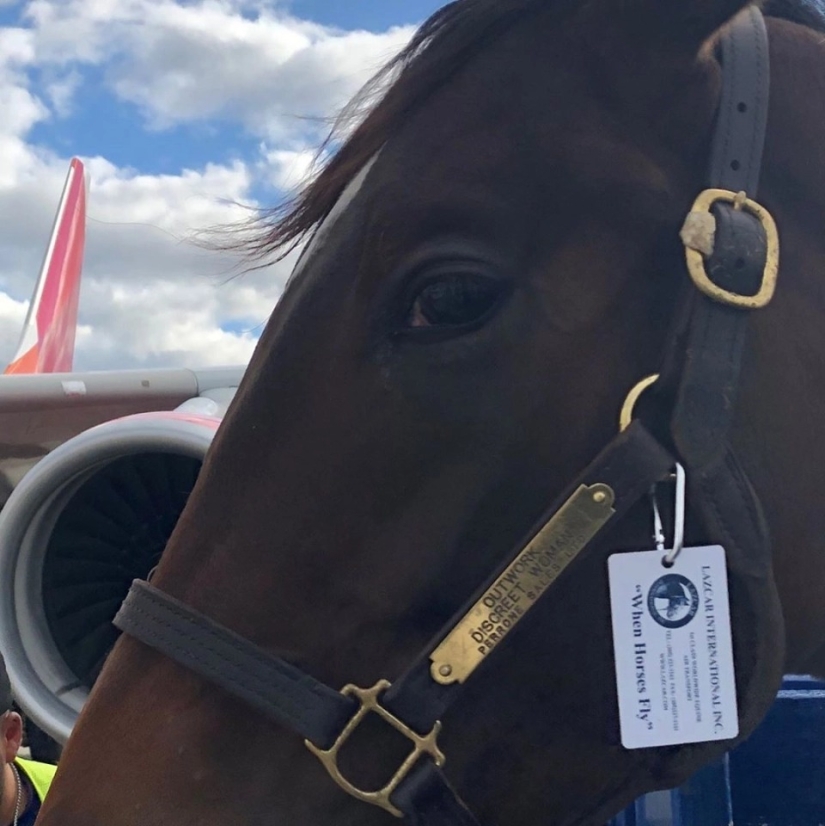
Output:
top-left (114, 8), bottom-right (776, 825)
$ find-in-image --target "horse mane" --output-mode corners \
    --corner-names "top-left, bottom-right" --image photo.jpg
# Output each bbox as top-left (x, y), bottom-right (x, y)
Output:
top-left (224, 0), bottom-right (825, 266)
top-left (221, 0), bottom-right (549, 264)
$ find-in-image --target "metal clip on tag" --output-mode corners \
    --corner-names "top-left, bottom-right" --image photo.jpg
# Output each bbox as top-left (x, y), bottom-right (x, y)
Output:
top-left (650, 464), bottom-right (686, 568)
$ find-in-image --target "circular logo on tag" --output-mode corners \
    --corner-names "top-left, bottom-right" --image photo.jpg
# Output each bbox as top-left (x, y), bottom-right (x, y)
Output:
top-left (647, 573), bottom-right (699, 628)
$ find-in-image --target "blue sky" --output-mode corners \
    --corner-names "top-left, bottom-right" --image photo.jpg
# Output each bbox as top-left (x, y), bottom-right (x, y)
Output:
top-left (0, 0), bottom-right (444, 369)
top-left (23, 1), bottom-right (441, 182)
top-left (290, 1), bottom-right (441, 29)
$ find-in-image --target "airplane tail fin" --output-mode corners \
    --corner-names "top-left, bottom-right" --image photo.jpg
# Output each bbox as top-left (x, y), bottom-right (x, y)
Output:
top-left (4, 158), bottom-right (87, 375)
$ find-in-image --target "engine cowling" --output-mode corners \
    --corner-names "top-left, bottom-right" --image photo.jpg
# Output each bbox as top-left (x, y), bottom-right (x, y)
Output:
top-left (0, 410), bottom-right (221, 745)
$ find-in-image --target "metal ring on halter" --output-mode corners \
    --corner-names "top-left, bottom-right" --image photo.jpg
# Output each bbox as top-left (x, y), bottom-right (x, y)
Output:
top-left (619, 374), bottom-right (659, 432)
top-left (651, 464), bottom-right (686, 567)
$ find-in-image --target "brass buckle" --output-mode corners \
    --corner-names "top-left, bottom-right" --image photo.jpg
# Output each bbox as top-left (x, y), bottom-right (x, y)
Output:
top-left (305, 680), bottom-right (445, 818)
top-left (682, 188), bottom-right (779, 309)
top-left (619, 374), bottom-right (659, 432)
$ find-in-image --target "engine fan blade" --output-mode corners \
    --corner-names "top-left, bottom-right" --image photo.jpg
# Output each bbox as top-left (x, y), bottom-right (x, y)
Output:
top-left (41, 452), bottom-right (201, 687)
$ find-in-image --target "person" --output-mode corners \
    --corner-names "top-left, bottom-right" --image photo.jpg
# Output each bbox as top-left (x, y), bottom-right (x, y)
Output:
top-left (0, 654), bottom-right (56, 826)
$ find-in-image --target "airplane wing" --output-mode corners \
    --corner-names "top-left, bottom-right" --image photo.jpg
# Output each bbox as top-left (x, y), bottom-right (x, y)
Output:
top-left (0, 365), bottom-right (245, 503)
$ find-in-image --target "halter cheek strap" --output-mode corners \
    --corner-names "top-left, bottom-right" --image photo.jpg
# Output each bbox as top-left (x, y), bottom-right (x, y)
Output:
top-left (114, 8), bottom-right (776, 825)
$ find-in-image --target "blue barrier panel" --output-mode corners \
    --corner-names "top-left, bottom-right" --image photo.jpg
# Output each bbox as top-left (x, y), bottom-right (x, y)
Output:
top-left (608, 675), bottom-right (825, 825)
top-left (727, 675), bottom-right (825, 824)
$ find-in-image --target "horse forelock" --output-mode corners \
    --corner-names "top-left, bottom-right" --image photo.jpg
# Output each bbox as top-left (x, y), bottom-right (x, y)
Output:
top-left (281, 151), bottom-right (382, 296)
top-left (223, 0), bottom-right (570, 266)
top-left (222, 0), bottom-right (824, 274)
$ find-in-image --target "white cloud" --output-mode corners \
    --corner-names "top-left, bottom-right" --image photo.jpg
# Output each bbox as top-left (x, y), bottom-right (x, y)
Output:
top-left (85, 156), bottom-right (253, 233)
top-left (75, 278), bottom-right (262, 370)
top-left (0, 145), bottom-right (289, 370)
top-left (0, 28), bottom-right (47, 145)
top-left (262, 146), bottom-right (320, 191)
top-left (0, 0), bottom-right (422, 371)
top-left (44, 67), bottom-right (81, 117)
top-left (0, 291), bottom-right (28, 362)
top-left (0, 26), bottom-right (36, 66)
top-left (24, 0), bottom-right (413, 142)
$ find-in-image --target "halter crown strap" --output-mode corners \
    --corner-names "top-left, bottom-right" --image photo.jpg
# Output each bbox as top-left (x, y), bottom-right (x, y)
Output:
top-left (672, 4), bottom-right (772, 464)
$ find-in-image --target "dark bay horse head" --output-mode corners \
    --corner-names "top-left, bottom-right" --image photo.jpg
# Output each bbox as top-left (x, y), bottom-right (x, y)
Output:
top-left (36, 1), bottom-right (825, 824)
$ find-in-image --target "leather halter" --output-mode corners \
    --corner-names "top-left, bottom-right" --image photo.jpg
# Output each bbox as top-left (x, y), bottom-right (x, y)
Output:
top-left (114, 8), bottom-right (777, 825)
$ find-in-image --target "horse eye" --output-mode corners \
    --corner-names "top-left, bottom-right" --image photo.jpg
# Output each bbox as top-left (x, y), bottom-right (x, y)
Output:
top-left (405, 273), bottom-right (505, 329)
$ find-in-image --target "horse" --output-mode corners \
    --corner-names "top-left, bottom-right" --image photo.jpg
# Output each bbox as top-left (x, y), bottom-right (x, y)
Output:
top-left (33, 1), bottom-right (825, 824)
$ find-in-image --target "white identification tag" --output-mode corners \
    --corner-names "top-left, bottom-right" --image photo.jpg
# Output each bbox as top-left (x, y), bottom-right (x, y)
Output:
top-left (607, 545), bottom-right (739, 749)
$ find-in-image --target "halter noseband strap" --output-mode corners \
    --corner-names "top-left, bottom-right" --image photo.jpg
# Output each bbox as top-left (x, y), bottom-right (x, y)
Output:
top-left (116, 420), bottom-right (674, 822)
top-left (114, 8), bottom-right (774, 825)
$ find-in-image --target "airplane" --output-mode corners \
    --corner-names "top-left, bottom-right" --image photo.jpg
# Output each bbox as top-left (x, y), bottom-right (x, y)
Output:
top-left (0, 158), bottom-right (247, 753)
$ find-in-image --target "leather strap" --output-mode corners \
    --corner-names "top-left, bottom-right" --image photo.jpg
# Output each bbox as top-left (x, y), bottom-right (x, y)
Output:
top-left (392, 762), bottom-right (483, 826)
top-left (114, 419), bottom-right (674, 758)
top-left (113, 580), bottom-right (357, 750)
top-left (382, 421), bottom-right (674, 734)
top-left (671, 5), bottom-right (770, 464)
top-left (709, 5), bottom-right (769, 195)
top-left (668, 3), bottom-right (782, 777)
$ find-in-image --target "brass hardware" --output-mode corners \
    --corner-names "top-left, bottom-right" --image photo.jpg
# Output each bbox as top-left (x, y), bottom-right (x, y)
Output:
top-left (619, 374), bottom-right (659, 432)
top-left (429, 483), bottom-right (616, 686)
top-left (682, 188), bottom-right (779, 309)
top-left (680, 211), bottom-right (716, 256)
top-left (305, 680), bottom-right (445, 817)
top-left (732, 190), bottom-right (747, 211)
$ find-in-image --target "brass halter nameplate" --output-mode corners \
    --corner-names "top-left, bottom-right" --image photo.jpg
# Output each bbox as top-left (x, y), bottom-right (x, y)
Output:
top-left (430, 483), bottom-right (616, 685)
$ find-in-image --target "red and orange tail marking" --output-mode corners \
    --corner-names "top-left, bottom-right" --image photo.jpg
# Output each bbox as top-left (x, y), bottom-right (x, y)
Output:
top-left (4, 158), bottom-right (87, 375)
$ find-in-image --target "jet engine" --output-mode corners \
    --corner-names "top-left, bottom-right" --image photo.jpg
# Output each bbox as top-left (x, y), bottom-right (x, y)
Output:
top-left (0, 407), bottom-right (224, 746)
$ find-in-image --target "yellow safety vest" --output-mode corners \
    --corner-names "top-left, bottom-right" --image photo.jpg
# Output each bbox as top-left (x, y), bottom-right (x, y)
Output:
top-left (15, 757), bottom-right (56, 804)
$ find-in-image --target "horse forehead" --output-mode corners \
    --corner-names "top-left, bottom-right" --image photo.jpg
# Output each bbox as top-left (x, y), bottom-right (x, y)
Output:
top-left (282, 153), bottom-right (381, 294)
top-left (372, 99), bottom-right (669, 236)
top-left (378, 56), bottom-right (652, 207)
